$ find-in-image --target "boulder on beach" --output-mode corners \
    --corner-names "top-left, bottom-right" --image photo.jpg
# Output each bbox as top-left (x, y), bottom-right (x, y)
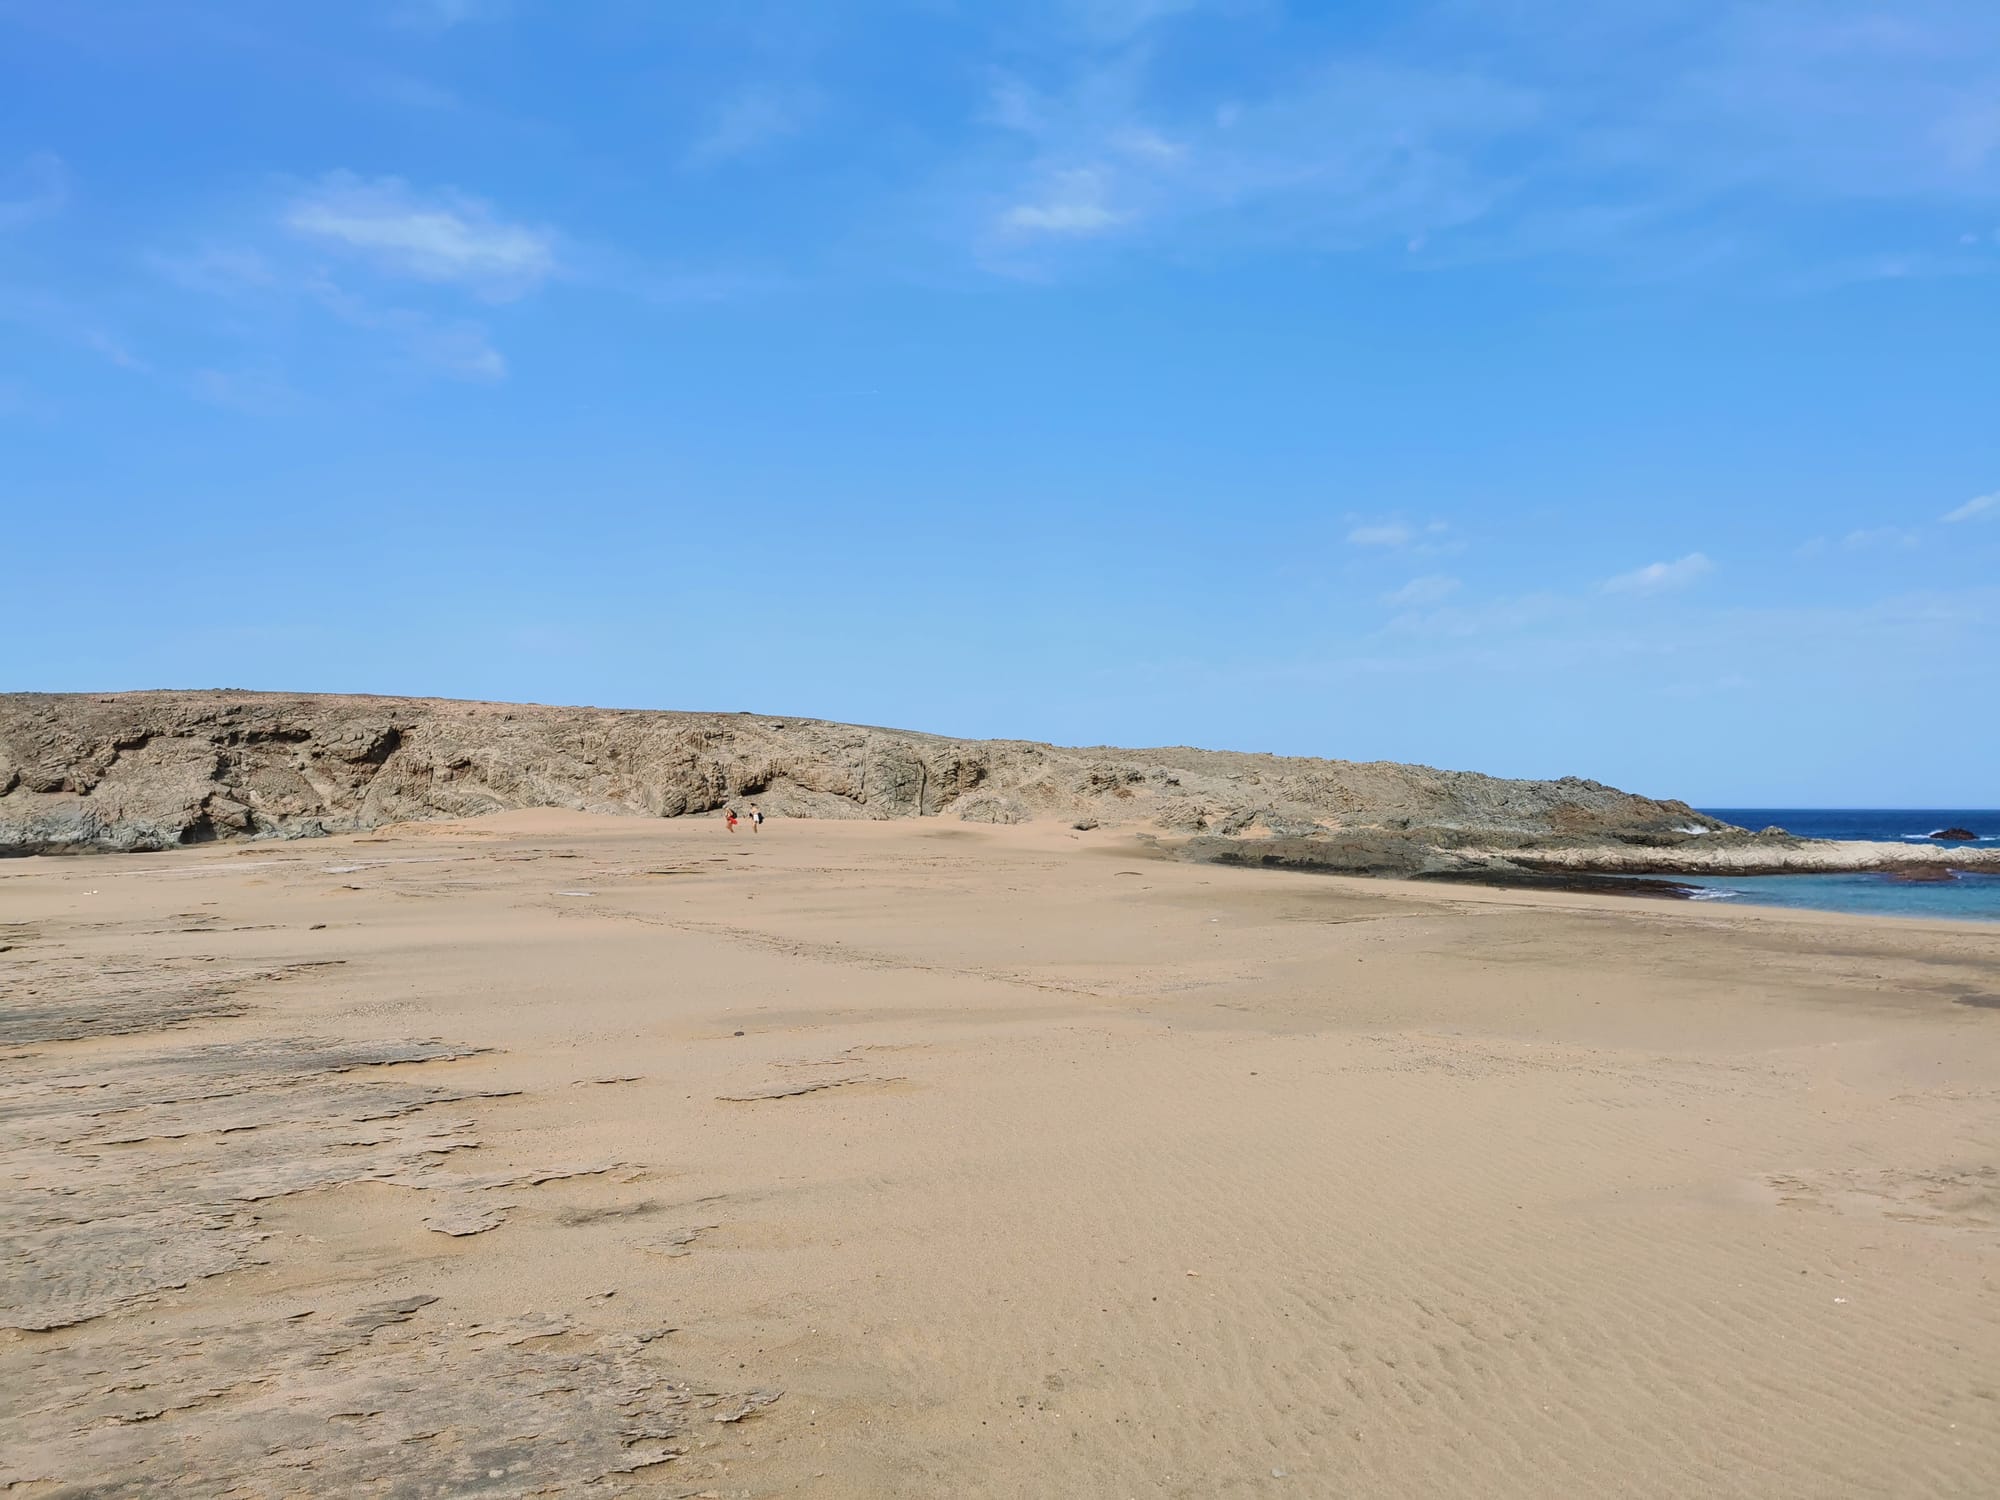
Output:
top-left (1931, 826), bottom-right (1977, 841)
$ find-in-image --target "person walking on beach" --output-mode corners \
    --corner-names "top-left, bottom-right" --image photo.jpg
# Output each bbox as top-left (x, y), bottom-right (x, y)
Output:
top-left (725, 807), bottom-right (738, 834)
top-left (749, 804), bottom-right (764, 834)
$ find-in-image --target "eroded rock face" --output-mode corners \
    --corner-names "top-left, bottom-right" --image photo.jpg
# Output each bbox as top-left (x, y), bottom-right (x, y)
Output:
top-left (0, 691), bottom-right (1726, 865)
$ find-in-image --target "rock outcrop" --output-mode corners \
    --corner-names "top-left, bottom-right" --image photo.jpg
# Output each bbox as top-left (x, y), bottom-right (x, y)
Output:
top-left (2, 691), bottom-right (1729, 874)
top-left (13, 691), bottom-right (1991, 881)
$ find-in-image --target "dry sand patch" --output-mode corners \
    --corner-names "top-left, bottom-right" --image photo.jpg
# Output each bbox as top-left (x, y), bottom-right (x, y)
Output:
top-left (2, 811), bottom-right (1997, 1496)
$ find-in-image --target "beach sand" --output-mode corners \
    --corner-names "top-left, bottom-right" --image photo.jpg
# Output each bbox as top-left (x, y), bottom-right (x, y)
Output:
top-left (4, 809), bottom-right (1997, 1497)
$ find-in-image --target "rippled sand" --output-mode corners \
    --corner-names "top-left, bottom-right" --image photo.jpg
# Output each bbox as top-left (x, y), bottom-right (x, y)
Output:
top-left (4, 810), bottom-right (1997, 1496)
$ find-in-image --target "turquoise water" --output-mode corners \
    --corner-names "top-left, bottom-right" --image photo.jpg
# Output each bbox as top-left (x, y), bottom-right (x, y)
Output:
top-left (1670, 870), bottom-right (2000, 922)
top-left (1680, 809), bottom-right (2000, 923)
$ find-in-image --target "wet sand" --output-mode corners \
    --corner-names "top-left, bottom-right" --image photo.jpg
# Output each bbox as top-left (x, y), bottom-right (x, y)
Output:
top-left (4, 809), bottom-right (1998, 1497)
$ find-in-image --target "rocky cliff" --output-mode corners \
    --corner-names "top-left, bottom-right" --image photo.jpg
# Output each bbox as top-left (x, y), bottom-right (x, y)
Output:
top-left (0, 691), bottom-right (1736, 875)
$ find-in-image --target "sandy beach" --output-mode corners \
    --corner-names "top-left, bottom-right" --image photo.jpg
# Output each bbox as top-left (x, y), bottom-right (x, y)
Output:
top-left (5, 809), bottom-right (1997, 1497)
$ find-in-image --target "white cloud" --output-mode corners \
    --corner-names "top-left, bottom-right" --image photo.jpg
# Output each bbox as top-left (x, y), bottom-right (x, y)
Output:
top-left (147, 245), bottom-right (279, 298)
top-left (1062, 0), bottom-right (1202, 41)
top-left (188, 365), bottom-right (301, 413)
top-left (390, 0), bottom-right (506, 28)
top-left (0, 285), bottom-right (148, 371)
top-left (1113, 128), bottom-right (1184, 162)
top-left (307, 276), bottom-right (507, 381)
top-left (1348, 522), bottom-right (1414, 547)
top-left (1384, 574), bottom-right (1461, 606)
top-left (953, 0), bottom-right (2000, 281)
top-left (284, 173), bottom-right (557, 299)
top-left (1001, 169), bottom-right (1122, 235)
top-left (687, 90), bottom-right (810, 168)
top-left (135, 174), bottom-right (592, 385)
top-left (1603, 552), bottom-right (1714, 595)
top-left (82, 330), bottom-right (148, 371)
top-left (1942, 491), bottom-right (1997, 522)
top-left (0, 151), bottom-right (68, 231)
top-left (1843, 526), bottom-right (1920, 550)
top-left (979, 56), bottom-right (1537, 263)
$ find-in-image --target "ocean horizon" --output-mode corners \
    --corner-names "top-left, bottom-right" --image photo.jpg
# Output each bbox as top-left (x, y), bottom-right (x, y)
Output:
top-left (1685, 808), bottom-right (2000, 922)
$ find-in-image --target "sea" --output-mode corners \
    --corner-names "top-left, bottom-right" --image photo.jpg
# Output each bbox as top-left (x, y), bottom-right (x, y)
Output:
top-left (1676, 809), bottom-right (2000, 923)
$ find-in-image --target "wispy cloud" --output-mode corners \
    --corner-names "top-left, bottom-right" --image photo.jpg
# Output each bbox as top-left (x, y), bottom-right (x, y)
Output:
top-left (1942, 491), bottom-right (1997, 522)
top-left (187, 365), bottom-right (302, 413)
top-left (0, 151), bottom-right (68, 231)
top-left (143, 202), bottom-right (524, 384)
top-left (138, 167), bottom-right (733, 388)
top-left (1000, 168), bottom-right (1123, 235)
top-left (82, 329), bottom-right (148, 372)
top-left (306, 275), bottom-right (506, 380)
top-left (284, 173), bottom-right (557, 300)
top-left (1347, 518), bottom-right (1450, 549)
top-left (1348, 522), bottom-right (1415, 547)
top-left (1603, 552), bottom-right (1714, 595)
top-left (1061, 0), bottom-right (1203, 42)
top-left (951, 0), bottom-right (2000, 280)
top-left (1842, 526), bottom-right (1921, 550)
top-left (0, 286), bottom-right (147, 372)
top-left (388, 0), bottom-right (506, 30)
top-left (146, 245), bottom-right (280, 298)
top-left (366, 73), bottom-right (463, 113)
top-left (1384, 574), bottom-right (1461, 607)
top-left (977, 54), bottom-right (1536, 265)
top-left (1380, 589), bottom-right (1572, 642)
top-left (686, 89), bottom-right (812, 168)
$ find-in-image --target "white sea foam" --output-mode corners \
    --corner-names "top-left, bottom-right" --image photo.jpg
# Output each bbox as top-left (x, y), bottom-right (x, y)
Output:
top-left (1686, 889), bottom-right (1739, 902)
top-left (1675, 824), bottom-right (1710, 835)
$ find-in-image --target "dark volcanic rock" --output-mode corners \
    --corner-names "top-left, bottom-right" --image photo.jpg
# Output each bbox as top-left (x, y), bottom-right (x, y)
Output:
top-left (1932, 827), bottom-right (1978, 842)
top-left (1885, 865), bottom-right (1960, 884)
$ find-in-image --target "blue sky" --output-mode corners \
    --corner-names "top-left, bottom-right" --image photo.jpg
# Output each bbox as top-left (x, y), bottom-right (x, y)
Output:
top-left (3, 0), bottom-right (1997, 805)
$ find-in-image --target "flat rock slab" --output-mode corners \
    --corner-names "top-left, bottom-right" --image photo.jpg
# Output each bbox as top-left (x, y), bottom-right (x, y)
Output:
top-left (0, 1294), bottom-right (780, 1496)
top-left (423, 1197), bottom-right (515, 1236)
top-left (642, 1223), bottom-right (720, 1258)
top-left (719, 1073), bottom-right (905, 1102)
top-left (0, 956), bottom-right (347, 1045)
top-left (1, 1036), bottom-right (587, 1330)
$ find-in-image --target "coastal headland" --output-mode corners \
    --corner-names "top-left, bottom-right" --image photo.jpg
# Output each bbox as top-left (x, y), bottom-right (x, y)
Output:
top-left (3, 808), bottom-right (1996, 1496)
top-left (5, 692), bottom-right (1992, 886)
